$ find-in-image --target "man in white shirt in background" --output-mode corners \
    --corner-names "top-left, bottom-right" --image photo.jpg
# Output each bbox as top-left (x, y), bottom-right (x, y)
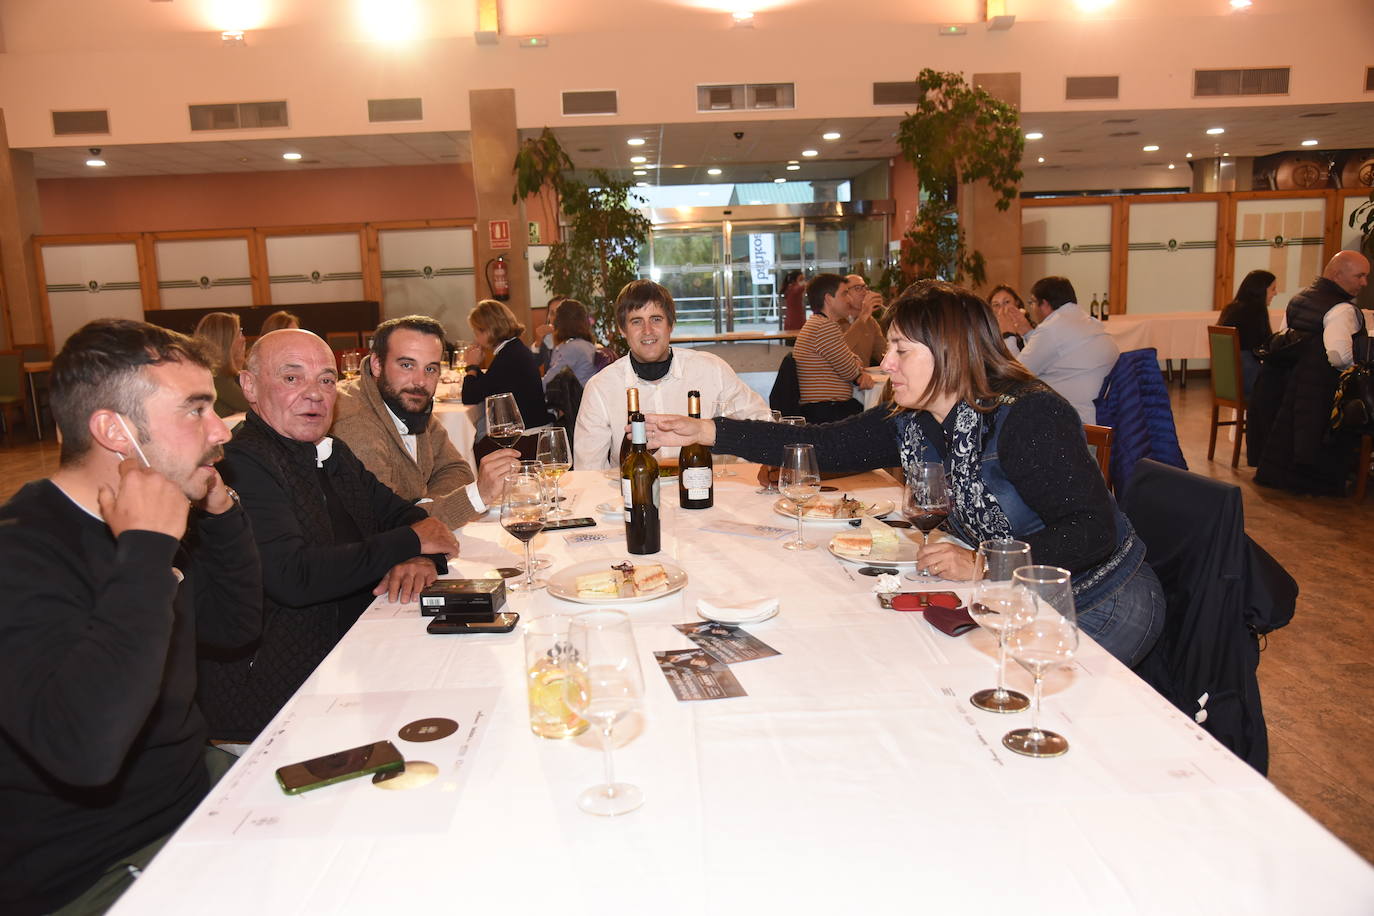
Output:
top-left (575, 280), bottom-right (770, 469)
top-left (1018, 275), bottom-right (1120, 425)
top-left (332, 315), bottom-right (520, 527)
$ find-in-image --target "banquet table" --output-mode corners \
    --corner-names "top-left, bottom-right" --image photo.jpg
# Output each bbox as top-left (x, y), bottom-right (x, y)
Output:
top-left (433, 398), bottom-right (479, 468)
top-left (111, 468), bottom-right (1374, 915)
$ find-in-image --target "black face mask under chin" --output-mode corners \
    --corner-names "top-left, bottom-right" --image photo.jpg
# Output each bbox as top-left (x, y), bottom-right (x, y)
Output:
top-left (630, 348), bottom-right (673, 382)
top-left (380, 388), bottom-right (433, 435)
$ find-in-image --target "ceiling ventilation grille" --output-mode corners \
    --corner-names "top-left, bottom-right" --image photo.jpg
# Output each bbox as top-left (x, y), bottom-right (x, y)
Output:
top-left (1065, 76), bottom-right (1119, 100)
top-left (189, 101), bottom-right (288, 131)
top-left (1194, 67), bottom-right (1289, 97)
top-left (368, 98), bottom-right (423, 122)
top-left (52, 110), bottom-right (110, 136)
top-left (562, 90), bottom-right (618, 116)
top-left (696, 83), bottom-right (794, 113)
top-left (873, 81), bottom-right (921, 106)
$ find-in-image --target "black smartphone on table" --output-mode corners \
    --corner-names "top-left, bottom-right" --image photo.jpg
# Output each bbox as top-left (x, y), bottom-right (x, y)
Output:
top-left (542, 516), bottom-right (595, 531)
top-left (427, 612), bottom-right (520, 635)
top-left (275, 740), bottom-right (404, 795)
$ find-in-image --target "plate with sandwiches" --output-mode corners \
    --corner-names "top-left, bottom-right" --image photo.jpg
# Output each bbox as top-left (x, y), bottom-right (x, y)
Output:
top-left (827, 521), bottom-right (919, 567)
top-left (773, 494), bottom-right (895, 525)
top-left (548, 557), bottom-right (689, 605)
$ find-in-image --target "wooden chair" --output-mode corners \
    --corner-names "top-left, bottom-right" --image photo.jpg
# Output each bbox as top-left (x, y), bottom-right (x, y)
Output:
top-left (0, 350), bottom-right (26, 437)
top-left (1084, 424), bottom-right (1114, 491)
top-left (1206, 325), bottom-right (1246, 467)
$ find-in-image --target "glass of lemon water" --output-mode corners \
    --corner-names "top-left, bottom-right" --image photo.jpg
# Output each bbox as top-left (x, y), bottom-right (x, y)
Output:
top-left (523, 614), bottom-right (589, 739)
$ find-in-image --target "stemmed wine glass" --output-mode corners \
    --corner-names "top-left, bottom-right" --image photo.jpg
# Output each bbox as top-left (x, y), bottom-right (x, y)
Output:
top-left (536, 427), bottom-right (572, 519)
top-left (778, 443), bottom-right (821, 551)
top-left (710, 394), bottom-right (740, 477)
top-left (500, 473), bottom-right (547, 591)
top-left (758, 415), bottom-right (806, 495)
top-left (562, 609), bottom-right (645, 816)
top-left (485, 392), bottom-right (525, 447)
top-left (514, 460), bottom-right (553, 571)
top-left (1002, 565), bottom-right (1080, 758)
top-left (967, 540), bottom-right (1035, 713)
top-left (904, 462), bottom-right (951, 580)
top-left (756, 410), bottom-right (786, 494)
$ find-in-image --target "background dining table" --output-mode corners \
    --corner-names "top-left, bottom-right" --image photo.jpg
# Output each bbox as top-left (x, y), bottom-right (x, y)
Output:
top-left (111, 467), bottom-right (1374, 915)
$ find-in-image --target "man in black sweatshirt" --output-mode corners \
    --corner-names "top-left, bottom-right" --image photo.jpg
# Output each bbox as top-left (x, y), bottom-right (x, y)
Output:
top-left (0, 319), bottom-right (262, 915)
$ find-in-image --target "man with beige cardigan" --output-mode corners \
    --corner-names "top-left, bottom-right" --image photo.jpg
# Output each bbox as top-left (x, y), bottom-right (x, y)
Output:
top-left (333, 315), bottom-right (519, 528)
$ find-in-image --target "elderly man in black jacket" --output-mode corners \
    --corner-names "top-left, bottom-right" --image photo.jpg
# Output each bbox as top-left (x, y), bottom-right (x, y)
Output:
top-left (199, 329), bottom-right (459, 742)
top-left (0, 319), bottom-right (261, 915)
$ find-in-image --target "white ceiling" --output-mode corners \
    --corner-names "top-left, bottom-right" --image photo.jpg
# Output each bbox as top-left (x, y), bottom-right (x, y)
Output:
top-left (25, 102), bottom-right (1374, 187)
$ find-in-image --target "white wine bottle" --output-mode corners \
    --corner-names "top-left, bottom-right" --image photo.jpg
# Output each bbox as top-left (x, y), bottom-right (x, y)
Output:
top-left (1100, 292), bottom-right (1110, 321)
top-left (617, 387), bottom-right (640, 466)
top-left (678, 390), bottom-right (713, 509)
top-left (621, 410), bottom-right (661, 554)
top-left (1089, 292), bottom-right (1100, 320)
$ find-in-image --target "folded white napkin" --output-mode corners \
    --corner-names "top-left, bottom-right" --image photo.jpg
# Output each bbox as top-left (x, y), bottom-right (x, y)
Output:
top-left (696, 596), bottom-right (780, 625)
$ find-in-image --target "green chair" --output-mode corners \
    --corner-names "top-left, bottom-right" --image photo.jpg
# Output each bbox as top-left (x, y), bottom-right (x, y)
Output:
top-left (1207, 325), bottom-right (1246, 467)
top-left (0, 350), bottom-right (26, 437)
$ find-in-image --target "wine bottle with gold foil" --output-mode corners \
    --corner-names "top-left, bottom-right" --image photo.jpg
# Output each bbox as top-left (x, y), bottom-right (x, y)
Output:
top-left (617, 387), bottom-right (641, 466)
top-left (621, 411), bottom-right (661, 554)
top-left (678, 390), bottom-right (713, 509)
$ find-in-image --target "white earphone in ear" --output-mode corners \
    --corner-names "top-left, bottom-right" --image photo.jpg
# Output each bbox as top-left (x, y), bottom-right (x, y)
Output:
top-left (114, 414), bottom-right (152, 467)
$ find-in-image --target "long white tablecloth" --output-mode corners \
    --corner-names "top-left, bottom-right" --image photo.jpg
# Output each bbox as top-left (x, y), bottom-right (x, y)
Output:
top-left (112, 469), bottom-right (1374, 915)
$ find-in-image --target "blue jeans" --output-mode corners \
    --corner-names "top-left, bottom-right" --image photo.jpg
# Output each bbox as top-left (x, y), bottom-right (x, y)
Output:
top-left (1077, 560), bottom-right (1165, 668)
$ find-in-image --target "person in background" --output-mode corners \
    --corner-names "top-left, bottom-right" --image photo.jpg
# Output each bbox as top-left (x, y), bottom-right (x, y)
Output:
top-left (333, 315), bottom-right (521, 529)
top-left (781, 269), bottom-right (807, 334)
top-left (645, 281), bottom-right (1163, 669)
top-left (574, 279), bottom-right (770, 469)
top-left (543, 298), bottom-right (598, 387)
top-left (793, 273), bottom-right (877, 423)
top-left (1218, 269), bottom-right (1277, 396)
top-left (201, 329), bottom-right (459, 741)
top-left (193, 311), bottom-right (250, 417)
top-left (838, 274), bottom-right (887, 365)
top-left (529, 295), bottom-right (564, 373)
top-left (258, 310), bottom-right (300, 335)
top-left (0, 319), bottom-right (260, 915)
top-left (461, 299), bottom-right (553, 431)
top-left (989, 284), bottom-right (1034, 356)
top-left (1019, 276), bottom-right (1119, 426)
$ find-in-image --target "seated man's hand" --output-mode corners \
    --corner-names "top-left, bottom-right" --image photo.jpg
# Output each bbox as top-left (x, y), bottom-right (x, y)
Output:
top-left (98, 457), bottom-right (190, 540)
top-left (196, 468), bottom-right (235, 516)
top-left (374, 557), bottom-right (438, 603)
top-left (411, 516), bottom-right (459, 557)
top-left (476, 448), bottom-right (523, 506)
top-left (861, 290), bottom-right (883, 321)
top-left (856, 371), bottom-right (877, 390)
top-left (644, 414), bottom-right (716, 450)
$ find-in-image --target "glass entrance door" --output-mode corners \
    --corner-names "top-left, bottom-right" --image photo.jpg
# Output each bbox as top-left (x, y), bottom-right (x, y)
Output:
top-left (643, 226), bottom-right (723, 335)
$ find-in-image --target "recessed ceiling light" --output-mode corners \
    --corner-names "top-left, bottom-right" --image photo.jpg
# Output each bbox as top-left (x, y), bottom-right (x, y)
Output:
top-left (822, 131), bottom-right (841, 141)
top-left (85, 158), bottom-right (106, 167)
top-left (1230, 0), bottom-right (1251, 8)
top-left (672, 163), bottom-right (686, 169)
top-left (1037, 156), bottom-right (1045, 163)
top-left (1206, 127), bottom-right (1225, 135)
top-left (1142, 144), bottom-right (1160, 152)
top-left (774, 177), bottom-right (786, 184)
top-left (1222, 152), bottom-right (1230, 157)
top-left (282, 152), bottom-right (303, 160)
top-left (787, 159), bottom-right (799, 164)
top-left (632, 169), bottom-right (647, 176)
top-left (629, 155), bottom-right (647, 164)
top-left (627, 138), bottom-right (646, 146)
top-left (707, 167), bottom-right (723, 176)
top-left (1301, 139), bottom-right (1319, 147)
top-left (636, 181), bottom-right (649, 187)
top-left (1185, 152), bottom-right (1193, 158)
top-left (1025, 131), bottom-right (1043, 140)
top-left (786, 164), bottom-right (801, 171)
top-left (801, 149), bottom-right (819, 157)
top-left (1168, 163), bottom-right (1177, 170)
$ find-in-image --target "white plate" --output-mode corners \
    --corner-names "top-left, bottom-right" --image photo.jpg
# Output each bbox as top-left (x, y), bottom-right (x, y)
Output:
top-left (594, 502), bottom-right (623, 519)
top-left (827, 530), bottom-right (922, 567)
top-left (773, 496), bottom-right (895, 525)
top-left (696, 600), bottom-right (780, 625)
top-left (547, 557), bottom-right (689, 605)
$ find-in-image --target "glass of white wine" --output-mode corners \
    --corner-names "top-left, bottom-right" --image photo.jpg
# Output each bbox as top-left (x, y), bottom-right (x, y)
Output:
top-left (562, 609), bottom-right (645, 816)
top-left (778, 443), bottom-right (820, 551)
top-left (968, 539), bottom-right (1034, 714)
top-left (485, 392), bottom-right (524, 448)
top-left (1002, 565), bottom-right (1080, 758)
top-left (536, 427), bottom-right (572, 519)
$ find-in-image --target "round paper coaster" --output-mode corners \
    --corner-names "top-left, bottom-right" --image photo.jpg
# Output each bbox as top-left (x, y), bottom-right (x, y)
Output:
top-left (398, 717), bottom-right (459, 743)
top-left (372, 761), bottom-right (439, 791)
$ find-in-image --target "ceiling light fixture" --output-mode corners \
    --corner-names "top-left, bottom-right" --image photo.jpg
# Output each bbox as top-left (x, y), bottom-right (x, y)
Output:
top-left (1142, 144), bottom-right (1160, 152)
top-left (1301, 139), bottom-right (1319, 147)
top-left (1229, 0), bottom-right (1252, 8)
top-left (1168, 163), bottom-right (1177, 170)
top-left (1037, 156), bottom-right (1045, 163)
top-left (786, 164), bottom-right (801, 171)
top-left (822, 131), bottom-right (841, 141)
top-left (1206, 127), bottom-right (1225, 135)
top-left (774, 177), bottom-right (786, 184)
top-left (626, 137), bottom-right (645, 146)
top-left (707, 167), bottom-right (723, 176)
top-left (801, 149), bottom-right (818, 157)
top-left (633, 169), bottom-right (647, 176)
top-left (1185, 152), bottom-right (1193, 158)
top-left (636, 181), bottom-right (649, 187)
top-left (221, 30), bottom-right (245, 46)
top-left (282, 152), bottom-right (303, 161)
top-left (672, 163), bottom-right (686, 169)
top-left (629, 155), bottom-right (647, 164)
top-left (86, 158), bottom-right (106, 167)
top-left (1025, 131), bottom-right (1043, 140)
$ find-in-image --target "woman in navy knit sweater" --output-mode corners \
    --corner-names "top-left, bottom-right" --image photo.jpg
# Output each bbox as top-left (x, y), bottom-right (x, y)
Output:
top-left (461, 299), bottom-right (553, 430)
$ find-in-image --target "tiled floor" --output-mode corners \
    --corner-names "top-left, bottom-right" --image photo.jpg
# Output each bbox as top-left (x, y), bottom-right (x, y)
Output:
top-left (0, 384), bottom-right (1371, 862)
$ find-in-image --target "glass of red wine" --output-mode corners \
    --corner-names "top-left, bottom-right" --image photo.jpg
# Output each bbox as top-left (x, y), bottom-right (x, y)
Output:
top-left (485, 392), bottom-right (525, 448)
top-left (501, 473), bottom-right (547, 591)
top-left (903, 462), bottom-right (951, 578)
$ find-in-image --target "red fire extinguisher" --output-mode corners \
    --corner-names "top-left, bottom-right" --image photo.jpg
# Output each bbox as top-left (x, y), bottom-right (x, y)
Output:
top-left (485, 256), bottom-right (511, 302)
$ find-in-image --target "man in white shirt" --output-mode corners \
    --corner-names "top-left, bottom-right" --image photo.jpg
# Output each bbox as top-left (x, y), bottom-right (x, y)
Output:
top-left (1290, 249), bottom-right (1370, 369)
top-left (1018, 276), bottom-right (1120, 425)
top-left (575, 280), bottom-right (771, 469)
top-left (332, 315), bottom-right (520, 528)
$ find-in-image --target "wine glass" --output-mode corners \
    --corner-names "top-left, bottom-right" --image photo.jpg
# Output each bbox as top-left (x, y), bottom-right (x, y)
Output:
top-left (500, 473), bottom-right (547, 592)
top-left (1002, 565), bottom-right (1080, 758)
top-left (757, 414), bottom-right (804, 495)
top-left (968, 539), bottom-right (1034, 714)
top-left (904, 462), bottom-right (951, 580)
top-left (485, 392), bottom-right (525, 448)
top-left (536, 427), bottom-right (572, 519)
top-left (513, 460), bottom-right (553, 570)
top-left (562, 610), bottom-right (645, 816)
top-left (778, 443), bottom-right (820, 551)
top-left (710, 395), bottom-right (740, 478)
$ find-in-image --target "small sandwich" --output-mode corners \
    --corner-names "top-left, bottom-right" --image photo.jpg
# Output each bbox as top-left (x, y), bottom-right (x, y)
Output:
top-left (831, 529), bottom-right (874, 557)
top-left (803, 500), bottom-right (838, 518)
top-left (575, 570), bottom-right (622, 598)
top-left (630, 563), bottom-right (670, 595)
